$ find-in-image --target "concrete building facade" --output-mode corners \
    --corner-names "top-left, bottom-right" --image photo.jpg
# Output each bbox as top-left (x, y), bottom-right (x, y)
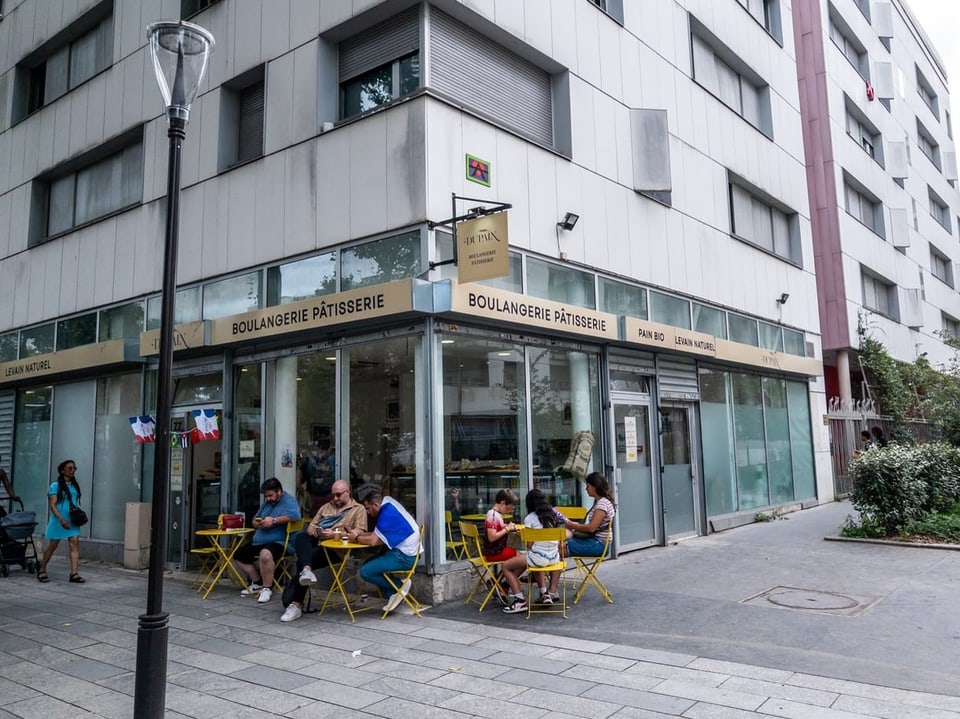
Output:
top-left (0, 0), bottom-right (828, 600)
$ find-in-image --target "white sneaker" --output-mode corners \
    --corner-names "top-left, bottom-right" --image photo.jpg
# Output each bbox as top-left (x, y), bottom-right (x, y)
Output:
top-left (257, 587), bottom-right (273, 604)
top-left (383, 578), bottom-right (411, 614)
top-left (298, 568), bottom-right (317, 586)
top-left (280, 603), bottom-right (302, 622)
top-left (240, 582), bottom-right (263, 596)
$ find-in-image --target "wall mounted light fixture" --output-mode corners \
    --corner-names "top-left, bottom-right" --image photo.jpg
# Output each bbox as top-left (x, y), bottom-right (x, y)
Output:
top-left (776, 292), bottom-right (790, 305)
top-left (557, 212), bottom-right (580, 231)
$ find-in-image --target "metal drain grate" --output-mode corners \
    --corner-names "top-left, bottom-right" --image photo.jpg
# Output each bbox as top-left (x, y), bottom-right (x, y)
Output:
top-left (742, 586), bottom-right (880, 617)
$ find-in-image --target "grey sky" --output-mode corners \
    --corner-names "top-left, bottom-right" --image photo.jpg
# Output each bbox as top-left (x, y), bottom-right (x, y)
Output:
top-left (905, 0), bottom-right (960, 124)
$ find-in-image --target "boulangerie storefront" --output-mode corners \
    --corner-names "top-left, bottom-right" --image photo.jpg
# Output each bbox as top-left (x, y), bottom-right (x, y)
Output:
top-left (0, 272), bottom-right (822, 599)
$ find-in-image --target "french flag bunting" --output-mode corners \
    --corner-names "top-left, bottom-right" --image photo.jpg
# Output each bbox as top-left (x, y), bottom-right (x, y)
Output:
top-left (193, 409), bottom-right (220, 440)
top-left (129, 416), bottom-right (156, 443)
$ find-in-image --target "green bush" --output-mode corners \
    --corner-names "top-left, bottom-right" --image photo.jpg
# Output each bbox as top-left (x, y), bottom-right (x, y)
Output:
top-left (902, 503), bottom-right (960, 542)
top-left (909, 442), bottom-right (960, 513)
top-left (848, 444), bottom-right (927, 533)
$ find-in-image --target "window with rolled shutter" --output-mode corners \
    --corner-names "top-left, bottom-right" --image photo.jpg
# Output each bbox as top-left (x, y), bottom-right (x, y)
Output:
top-left (237, 81), bottom-right (264, 164)
top-left (428, 9), bottom-right (554, 148)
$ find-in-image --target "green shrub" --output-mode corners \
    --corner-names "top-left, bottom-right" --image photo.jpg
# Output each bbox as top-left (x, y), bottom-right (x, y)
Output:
top-left (902, 503), bottom-right (960, 542)
top-left (909, 442), bottom-right (960, 513)
top-left (848, 444), bottom-right (927, 533)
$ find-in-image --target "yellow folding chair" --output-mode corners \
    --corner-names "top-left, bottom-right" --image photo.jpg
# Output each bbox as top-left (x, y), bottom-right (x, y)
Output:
top-left (570, 530), bottom-right (613, 604)
top-left (459, 521), bottom-right (507, 611)
top-left (555, 506), bottom-right (587, 521)
top-left (519, 527), bottom-right (567, 619)
top-left (272, 518), bottom-right (306, 591)
top-left (445, 511), bottom-right (464, 560)
top-left (190, 513), bottom-right (233, 591)
top-left (381, 524), bottom-right (425, 619)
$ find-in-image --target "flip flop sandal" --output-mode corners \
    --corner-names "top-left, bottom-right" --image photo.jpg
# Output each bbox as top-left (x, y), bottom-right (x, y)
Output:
top-left (69, 574), bottom-right (86, 583)
top-left (37, 571), bottom-right (50, 583)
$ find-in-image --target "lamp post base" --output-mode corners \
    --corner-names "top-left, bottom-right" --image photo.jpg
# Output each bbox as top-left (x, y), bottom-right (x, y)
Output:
top-left (134, 611), bottom-right (169, 715)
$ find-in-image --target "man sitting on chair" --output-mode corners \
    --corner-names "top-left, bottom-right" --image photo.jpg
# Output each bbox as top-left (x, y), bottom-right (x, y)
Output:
top-left (234, 477), bottom-right (301, 604)
top-left (346, 483), bottom-right (421, 615)
top-left (280, 479), bottom-right (366, 622)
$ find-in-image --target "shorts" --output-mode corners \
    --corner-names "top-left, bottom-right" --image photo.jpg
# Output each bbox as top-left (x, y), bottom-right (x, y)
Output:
top-left (484, 547), bottom-right (517, 563)
top-left (234, 542), bottom-right (285, 564)
top-left (526, 548), bottom-right (559, 567)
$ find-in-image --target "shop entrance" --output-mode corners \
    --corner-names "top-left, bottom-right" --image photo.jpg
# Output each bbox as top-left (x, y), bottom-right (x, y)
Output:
top-left (659, 402), bottom-right (700, 541)
top-left (612, 400), bottom-right (658, 550)
top-left (166, 406), bottom-right (223, 569)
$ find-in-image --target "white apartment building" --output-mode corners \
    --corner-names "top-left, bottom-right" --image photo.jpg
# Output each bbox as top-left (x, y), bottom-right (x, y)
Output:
top-left (0, 0), bottom-right (827, 599)
top-left (794, 0), bottom-right (960, 411)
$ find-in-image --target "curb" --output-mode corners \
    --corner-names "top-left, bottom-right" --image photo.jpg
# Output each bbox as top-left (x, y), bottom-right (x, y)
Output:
top-left (824, 535), bottom-right (960, 551)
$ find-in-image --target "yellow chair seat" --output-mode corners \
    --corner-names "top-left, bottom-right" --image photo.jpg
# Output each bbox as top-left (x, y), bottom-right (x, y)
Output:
top-left (569, 531), bottom-right (613, 604)
top-left (519, 527), bottom-right (568, 618)
top-left (381, 524), bottom-right (425, 619)
top-left (459, 521), bottom-right (507, 612)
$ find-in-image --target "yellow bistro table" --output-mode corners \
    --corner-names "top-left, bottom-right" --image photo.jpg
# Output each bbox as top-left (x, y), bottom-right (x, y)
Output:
top-left (319, 539), bottom-right (377, 622)
top-left (194, 527), bottom-right (253, 600)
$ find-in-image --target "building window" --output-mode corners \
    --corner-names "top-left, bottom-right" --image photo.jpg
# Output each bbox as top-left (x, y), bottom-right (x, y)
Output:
top-left (19, 324), bottom-right (55, 356)
top-left (528, 258), bottom-right (597, 309)
top-left (267, 252), bottom-right (337, 306)
top-left (429, 8), bottom-right (556, 148)
top-left (202, 272), bottom-right (262, 320)
top-left (599, 278), bottom-right (647, 319)
top-left (693, 303), bottom-right (727, 338)
top-left (862, 270), bottom-right (896, 317)
top-left (0, 332), bottom-right (19, 362)
top-left (219, 66), bottom-right (265, 169)
top-left (728, 313), bottom-right (759, 346)
top-left (56, 314), bottom-right (98, 351)
top-left (843, 176), bottom-right (884, 237)
top-left (947, 110), bottom-right (953, 139)
top-left (650, 291), bottom-right (691, 329)
top-left (729, 180), bottom-right (801, 264)
top-left (12, 2), bottom-right (113, 123)
top-left (852, 0), bottom-right (871, 21)
top-left (35, 130), bottom-right (143, 243)
top-left (916, 65), bottom-right (940, 119)
top-left (586, 0), bottom-right (624, 24)
top-left (339, 8), bottom-right (420, 120)
top-left (917, 119), bottom-right (941, 170)
top-left (930, 246), bottom-right (953, 287)
top-left (181, 0), bottom-right (219, 18)
top-left (735, 0), bottom-right (782, 42)
top-left (783, 329), bottom-right (805, 356)
top-left (929, 187), bottom-right (952, 233)
top-left (340, 230), bottom-right (422, 291)
top-left (146, 287), bottom-right (201, 330)
top-left (99, 302), bottom-right (145, 340)
top-left (691, 22), bottom-right (772, 136)
top-left (828, 8), bottom-right (869, 79)
top-left (845, 99), bottom-right (882, 165)
top-left (942, 314), bottom-right (960, 340)
top-left (758, 322), bottom-right (783, 351)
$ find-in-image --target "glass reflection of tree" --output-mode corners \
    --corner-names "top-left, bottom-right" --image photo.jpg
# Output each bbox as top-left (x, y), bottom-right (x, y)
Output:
top-left (341, 232), bottom-right (420, 290)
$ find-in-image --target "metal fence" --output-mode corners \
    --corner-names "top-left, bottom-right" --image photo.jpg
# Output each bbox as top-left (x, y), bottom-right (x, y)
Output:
top-left (828, 414), bottom-right (929, 498)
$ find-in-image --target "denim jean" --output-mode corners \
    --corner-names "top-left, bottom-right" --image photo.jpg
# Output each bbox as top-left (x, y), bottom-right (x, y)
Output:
top-left (360, 548), bottom-right (415, 592)
top-left (565, 535), bottom-right (606, 557)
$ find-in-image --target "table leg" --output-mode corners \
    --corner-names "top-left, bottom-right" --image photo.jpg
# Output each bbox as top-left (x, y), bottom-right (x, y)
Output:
top-left (320, 546), bottom-right (356, 622)
top-left (201, 536), bottom-right (248, 600)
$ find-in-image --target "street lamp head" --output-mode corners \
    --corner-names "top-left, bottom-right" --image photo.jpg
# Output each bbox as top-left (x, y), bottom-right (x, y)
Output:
top-left (146, 21), bottom-right (215, 124)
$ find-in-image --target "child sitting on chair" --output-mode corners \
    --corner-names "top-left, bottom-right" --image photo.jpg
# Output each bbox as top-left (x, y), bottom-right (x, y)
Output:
top-left (482, 489), bottom-right (527, 613)
top-left (523, 489), bottom-right (562, 605)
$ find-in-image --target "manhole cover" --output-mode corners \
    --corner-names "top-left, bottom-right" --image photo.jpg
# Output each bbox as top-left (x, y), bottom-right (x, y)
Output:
top-left (742, 586), bottom-right (880, 616)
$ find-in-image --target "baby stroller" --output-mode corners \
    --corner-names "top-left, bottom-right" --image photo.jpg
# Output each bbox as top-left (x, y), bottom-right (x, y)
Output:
top-left (0, 499), bottom-right (39, 577)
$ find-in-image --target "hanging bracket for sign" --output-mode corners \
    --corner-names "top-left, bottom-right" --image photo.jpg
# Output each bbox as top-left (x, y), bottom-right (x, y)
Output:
top-left (428, 193), bottom-right (512, 270)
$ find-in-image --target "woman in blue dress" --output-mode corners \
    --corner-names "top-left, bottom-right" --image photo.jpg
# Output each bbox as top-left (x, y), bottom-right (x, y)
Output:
top-left (38, 459), bottom-right (85, 583)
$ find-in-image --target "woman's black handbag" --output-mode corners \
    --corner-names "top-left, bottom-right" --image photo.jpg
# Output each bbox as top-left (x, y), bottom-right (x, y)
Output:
top-left (68, 502), bottom-right (88, 527)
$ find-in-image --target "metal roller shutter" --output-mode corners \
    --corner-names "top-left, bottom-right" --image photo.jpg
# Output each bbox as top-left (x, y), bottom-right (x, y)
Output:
top-left (0, 391), bottom-right (13, 481)
top-left (657, 356), bottom-right (700, 399)
top-left (339, 7), bottom-right (420, 82)
top-left (428, 9), bottom-right (553, 147)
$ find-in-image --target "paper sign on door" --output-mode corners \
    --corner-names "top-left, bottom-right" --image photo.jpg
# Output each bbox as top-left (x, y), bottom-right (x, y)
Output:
top-left (624, 416), bottom-right (638, 463)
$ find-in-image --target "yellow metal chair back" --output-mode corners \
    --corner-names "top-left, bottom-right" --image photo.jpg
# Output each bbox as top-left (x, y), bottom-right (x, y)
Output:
top-left (555, 506), bottom-right (587, 521)
top-left (459, 521), bottom-right (507, 611)
top-left (381, 524), bottom-right (425, 619)
top-left (570, 529), bottom-right (613, 604)
top-left (445, 511), bottom-right (464, 560)
top-left (519, 527), bottom-right (568, 619)
top-left (272, 518), bottom-right (306, 590)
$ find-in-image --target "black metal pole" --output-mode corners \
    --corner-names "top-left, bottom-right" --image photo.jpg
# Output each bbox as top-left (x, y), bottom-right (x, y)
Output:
top-left (134, 113), bottom-right (186, 718)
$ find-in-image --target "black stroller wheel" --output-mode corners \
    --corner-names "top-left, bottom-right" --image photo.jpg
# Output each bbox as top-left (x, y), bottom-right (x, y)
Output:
top-left (27, 560), bottom-right (36, 574)
top-left (0, 565), bottom-right (8, 578)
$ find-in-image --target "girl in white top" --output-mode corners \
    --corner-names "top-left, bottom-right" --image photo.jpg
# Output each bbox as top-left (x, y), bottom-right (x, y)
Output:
top-left (523, 489), bottom-right (562, 604)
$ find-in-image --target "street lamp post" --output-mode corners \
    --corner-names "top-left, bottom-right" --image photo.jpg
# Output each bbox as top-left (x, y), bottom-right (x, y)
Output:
top-left (135, 21), bottom-right (214, 718)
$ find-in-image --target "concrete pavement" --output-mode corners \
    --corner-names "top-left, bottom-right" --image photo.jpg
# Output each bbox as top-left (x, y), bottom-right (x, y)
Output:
top-left (0, 500), bottom-right (958, 718)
